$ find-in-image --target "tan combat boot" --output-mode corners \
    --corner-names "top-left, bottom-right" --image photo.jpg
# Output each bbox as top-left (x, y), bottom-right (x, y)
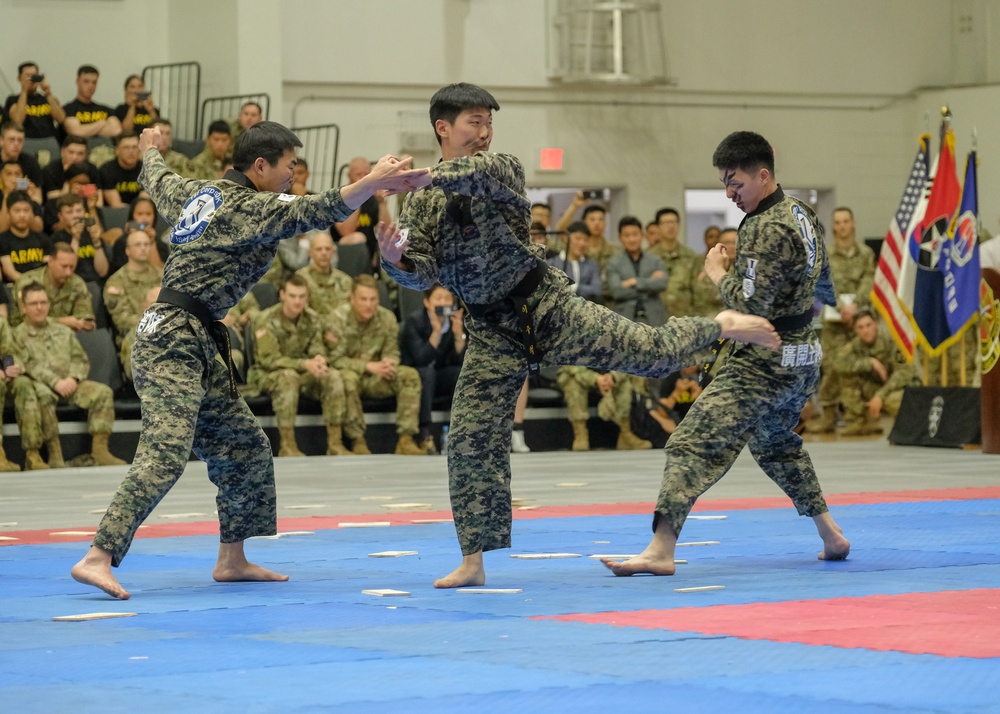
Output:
top-left (277, 427), bottom-right (305, 457)
top-left (24, 449), bottom-right (48, 471)
top-left (0, 444), bottom-right (21, 472)
top-left (395, 434), bottom-right (428, 456)
top-left (839, 416), bottom-right (882, 437)
top-left (47, 436), bottom-right (66, 469)
top-left (616, 421), bottom-right (652, 450)
top-left (570, 420), bottom-right (590, 452)
top-left (351, 434), bottom-right (372, 455)
top-left (91, 433), bottom-right (128, 466)
top-left (805, 407), bottom-right (836, 434)
top-left (326, 425), bottom-right (351, 456)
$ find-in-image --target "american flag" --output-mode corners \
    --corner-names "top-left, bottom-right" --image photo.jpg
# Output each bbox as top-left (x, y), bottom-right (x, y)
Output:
top-left (871, 135), bottom-right (931, 362)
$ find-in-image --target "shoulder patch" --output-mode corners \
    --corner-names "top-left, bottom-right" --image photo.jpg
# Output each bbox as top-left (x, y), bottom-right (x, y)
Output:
top-left (277, 193), bottom-right (297, 203)
top-left (790, 203), bottom-right (818, 275)
top-left (171, 186), bottom-right (223, 245)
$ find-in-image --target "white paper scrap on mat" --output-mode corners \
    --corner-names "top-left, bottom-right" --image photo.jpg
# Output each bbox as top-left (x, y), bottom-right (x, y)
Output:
top-left (285, 504), bottom-right (329, 510)
top-left (157, 512), bottom-right (208, 519)
top-left (687, 515), bottom-right (728, 520)
top-left (411, 519), bottom-right (452, 524)
top-left (674, 585), bottom-right (725, 593)
top-left (50, 531), bottom-right (96, 536)
top-left (368, 551), bottom-right (418, 558)
top-left (0, 536), bottom-right (18, 541)
top-left (383, 503), bottom-right (433, 510)
top-left (256, 531), bottom-right (315, 539)
top-left (456, 588), bottom-right (523, 594)
top-left (360, 495), bottom-right (395, 501)
top-left (677, 541), bottom-right (721, 547)
top-left (53, 612), bottom-right (138, 622)
top-left (362, 589), bottom-right (410, 597)
top-left (0, 521), bottom-right (16, 527)
top-left (556, 482), bottom-right (588, 487)
top-left (509, 553), bottom-right (581, 559)
top-left (339, 521), bottom-right (391, 528)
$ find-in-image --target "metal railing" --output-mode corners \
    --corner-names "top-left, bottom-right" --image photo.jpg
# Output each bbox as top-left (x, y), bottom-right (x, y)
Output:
top-left (199, 93), bottom-right (270, 137)
top-left (291, 124), bottom-right (340, 191)
top-left (141, 62), bottom-right (201, 140)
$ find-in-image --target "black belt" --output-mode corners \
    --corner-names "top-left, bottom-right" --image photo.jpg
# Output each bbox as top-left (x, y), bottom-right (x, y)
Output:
top-left (157, 288), bottom-right (239, 398)
top-left (771, 309), bottom-right (814, 333)
top-left (466, 259), bottom-right (548, 374)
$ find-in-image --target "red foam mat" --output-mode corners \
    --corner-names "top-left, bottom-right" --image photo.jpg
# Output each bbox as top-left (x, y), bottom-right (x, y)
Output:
top-left (542, 588), bottom-right (1000, 658)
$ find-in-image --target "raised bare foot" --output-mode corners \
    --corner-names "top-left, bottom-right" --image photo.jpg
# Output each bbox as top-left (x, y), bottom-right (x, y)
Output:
top-left (212, 561), bottom-right (289, 583)
top-left (715, 310), bottom-right (781, 350)
top-left (71, 555), bottom-right (130, 600)
top-left (818, 531), bottom-right (851, 561)
top-left (600, 554), bottom-right (676, 577)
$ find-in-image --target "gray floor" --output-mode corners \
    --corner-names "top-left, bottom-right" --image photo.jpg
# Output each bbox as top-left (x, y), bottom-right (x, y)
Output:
top-left (1, 438), bottom-right (997, 532)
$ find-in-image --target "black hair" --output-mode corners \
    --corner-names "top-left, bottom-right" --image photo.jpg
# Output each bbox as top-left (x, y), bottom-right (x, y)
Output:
top-left (567, 221), bottom-right (589, 235)
top-left (712, 131), bottom-right (775, 175)
top-left (62, 135), bottom-right (88, 149)
top-left (582, 204), bottom-right (606, 219)
top-left (123, 74), bottom-right (142, 90)
top-left (530, 202), bottom-right (551, 212)
top-left (77, 64), bottom-right (99, 77)
top-left (113, 132), bottom-right (138, 147)
top-left (232, 121), bottom-right (302, 172)
top-left (207, 119), bottom-right (231, 137)
top-left (65, 161), bottom-right (95, 182)
top-left (429, 83), bottom-right (499, 145)
top-left (296, 157), bottom-right (308, 170)
top-left (17, 61), bottom-right (38, 76)
top-left (423, 283), bottom-right (451, 300)
top-left (20, 281), bottom-right (47, 300)
top-left (618, 215), bottom-right (643, 233)
top-left (655, 208), bottom-right (679, 223)
top-left (5, 190), bottom-right (32, 210)
top-left (127, 195), bottom-right (159, 224)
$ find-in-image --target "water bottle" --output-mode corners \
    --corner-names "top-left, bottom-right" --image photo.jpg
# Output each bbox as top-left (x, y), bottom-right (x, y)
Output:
top-left (440, 426), bottom-right (449, 455)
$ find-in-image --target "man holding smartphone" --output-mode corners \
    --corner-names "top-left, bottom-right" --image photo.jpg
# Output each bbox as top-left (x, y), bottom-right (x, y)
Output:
top-left (4, 62), bottom-right (65, 139)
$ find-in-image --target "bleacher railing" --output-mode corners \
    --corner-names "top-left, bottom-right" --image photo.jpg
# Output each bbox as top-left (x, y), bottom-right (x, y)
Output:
top-left (141, 62), bottom-right (201, 141)
top-left (291, 124), bottom-right (341, 191)
top-left (199, 93), bottom-right (270, 137)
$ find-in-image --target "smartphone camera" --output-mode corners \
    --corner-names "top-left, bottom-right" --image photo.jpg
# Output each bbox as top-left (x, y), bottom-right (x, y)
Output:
top-left (81, 215), bottom-right (96, 227)
top-left (29, 73), bottom-right (44, 83)
top-left (581, 189), bottom-right (605, 200)
top-left (435, 305), bottom-right (457, 318)
top-left (135, 91), bottom-right (150, 102)
top-left (15, 178), bottom-right (29, 191)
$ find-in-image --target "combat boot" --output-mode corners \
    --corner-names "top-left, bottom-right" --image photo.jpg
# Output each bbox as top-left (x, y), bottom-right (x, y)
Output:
top-left (24, 449), bottom-right (48, 471)
top-left (91, 433), bottom-right (128, 466)
top-left (395, 434), bottom-right (428, 456)
top-left (0, 444), bottom-right (21, 472)
top-left (47, 436), bottom-right (66, 469)
top-left (570, 420), bottom-right (590, 451)
top-left (326, 425), bottom-right (351, 456)
top-left (616, 421), bottom-right (652, 450)
top-left (839, 417), bottom-right (882, 437)
top-left (278, 427), bottom-right (305, 457)
top-left (805, 407), bottom-right (837, 434)
top-left (351, 435), bottom-right (372, 455)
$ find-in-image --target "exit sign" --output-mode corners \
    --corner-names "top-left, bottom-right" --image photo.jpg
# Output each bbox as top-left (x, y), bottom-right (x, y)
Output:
top-left (539, 148), bottom-right (563, 171)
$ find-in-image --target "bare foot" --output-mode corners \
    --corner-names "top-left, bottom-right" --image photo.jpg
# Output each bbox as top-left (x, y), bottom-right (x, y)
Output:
top-left (434, 552), bottom-right (485, 589)
top-left (71, 548), bottom-right (130, 600)
top-left (715, 310), bottom-right (781, 350)
top-left (818, 531), bottom-right (851, 561)
top-left (600, 554), bottom-right (676, 577)
top-left (212, 561), bottom-right (289, 583)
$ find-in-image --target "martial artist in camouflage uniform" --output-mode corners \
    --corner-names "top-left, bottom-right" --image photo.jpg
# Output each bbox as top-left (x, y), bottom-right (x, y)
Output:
top-left (248, 274), bottom-right (350, 457)
top-left (15, 282), bottom-right (126, 469)
top-left (604, 131), bottom-right (850, 579)
top-left (103, 230), bottom-right (163, 346)
top-left (379, 85), bottom-right (777, 588)
top-left (556, 366), bottom-right (649, 451)
top-left (9, 243), bottom-right (94, 328)
top-left (327, 274), bottom-right (426, 456)
top-left (833, 309), bottom-right (918, 435)
top-left (296, 231), bottom-right (353, 319)
top-left (71, 122), bottom-right (429, 599)
top-left (0, 317), bottom-right (45, 471)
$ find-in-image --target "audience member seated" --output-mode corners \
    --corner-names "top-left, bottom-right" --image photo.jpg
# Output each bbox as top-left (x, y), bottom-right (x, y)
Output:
top-left (530, 202), bottom-right (551, 229)
top-left (103, 229), bottom-right (162, 346)
top-left (190, 120), bottom-right (231, 180)
top-left (832, 309), bottom-right (920, 436)
top-left (113, 75), bottom-right (158, 135)
top-left (328, 274), bottom-right (426, 456)
top-left (547, 221), bottom-right (602, 303)
top-left (0, 316), bottom-right (47, 471)
top-left (557, 366), bottom-right (650, 452)
top-left (400, 284), bottom-right (466, 453)
top-left (648, 365), bottom-right (704, 437)
top-left (690, 226), bottom-right (729, 317)
top-left (0, 190), bottom-right (49, 282)
top-left (120, 286), bottom-right (159, 382)
top-left (1, 122), bottom-right (43, 188)
top-left (296, 231), bottom-right (352, 320)
top-left (0, 163), bottom-right (44, 233)
top-left (41, 136), bottom-right (94, 200)
top-left (289, 157), bottom-right (312, 196)
top-left (334, 156), bottom-right (387, 273)
top-left (529, 221), bottom-right (559, 259)
top-left (48, 193), bottom-right (109, 282)
top-left (247, 274), bottom-right (351, 457)
top-left (61, 65), bottom-right (122, 141)
top-left (44, 162), bottom-right (102, 233)
top-left (606, 215), bottom-right (667, 326)
top-left (4, 62), bottom-right (65, 140)
top-left (11, 241), bottom-right (95, 330)
top-left (149, 118), bottom-right (195, 177)
top-left (98, 133), bottom-right (142, 207)
top-left (107, 196), bottom-right (164, 271)
top-left (15, 281), bottom-right (127, 467)
top-left (231, 101), bottom-right (263, 144)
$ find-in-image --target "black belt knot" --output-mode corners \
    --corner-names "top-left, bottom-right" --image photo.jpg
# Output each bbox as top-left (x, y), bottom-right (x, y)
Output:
top-left (157, 288), bottom-right (239, 398)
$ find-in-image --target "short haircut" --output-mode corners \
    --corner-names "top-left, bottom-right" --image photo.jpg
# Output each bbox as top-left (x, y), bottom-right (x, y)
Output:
top-left (852, 307), bottom-right (875, 324)
top-left (20, 281), bottom-right (47, 300)
top-left (50, 241), bottom-right (77, 257)
top-left (655, 208), bottom-right (679, 223)
top-left (582, 204), bottom-right (606, 219)
top-left (57, 193), bottom-right (85, 211)
top-left (0, 159), bottom-right (22, 174)
top-left (296, 157), bottom-right (308, 170)
top-left (123, 74), bottom-right (142, 90)
top-left (833, 206), bottom-right (854, 219)
top-left (282, 273), bottom-right (308, 291)
top-left (530, 221), bottom-right (546, 233)
top-left (712, 131), bottom-right (775, 175)
top-left (232, 121), bottom-right (302, 172)
top-left (618, 215), bottom-right (642, 233)
top-left (241, 101), bottom-right (262, 113)
top-left (62, 135), bottom-right (88, 149)
top-left (152, 117), bottom-right (172, 128)
top-left (352, 273), bottom-right (378, 293)
top-left (65, 162), bottom-right (95, 181)
top-left (567, 221), bottom-right (589, 235)
top-left (207, 119), bottom-right (231, 137)
top-left (423, 283), bottom-right (449, 300)
top-left (429, 83), bottom-right (499, 145)
top-left (720, 226), bottom-right (738, 235)
top-left (17, 61), bottom-right (38, 76)
top-left (1, 121), bottom-right (24, 137)
top-left (646, 221), bottom-right (658, 230)
top-left (77, 64), bottom-right (99, 77)
top-left (114, 132), bottom-right (139, 147)
top-left (530, 202), bottom-right (551, 212)
top-left (5, 190), bottom-right (32, 209)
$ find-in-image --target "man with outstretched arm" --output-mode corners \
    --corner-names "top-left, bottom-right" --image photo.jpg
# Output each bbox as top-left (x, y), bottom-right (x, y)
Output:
top-left (377, 83), bottom-right (780, 589)
top-left (71, 122), bottom-right (430, 599)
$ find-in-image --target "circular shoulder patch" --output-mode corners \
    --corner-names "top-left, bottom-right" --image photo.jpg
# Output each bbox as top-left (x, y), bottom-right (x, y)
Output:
top-left (171, 186), bottom-right (223, 245)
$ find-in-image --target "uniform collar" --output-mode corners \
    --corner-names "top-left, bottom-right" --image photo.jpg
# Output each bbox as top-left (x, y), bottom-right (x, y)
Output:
top-left (746, 185), bottom-right (785, 219)
top-left (224, 169), bottom-right (258, 192)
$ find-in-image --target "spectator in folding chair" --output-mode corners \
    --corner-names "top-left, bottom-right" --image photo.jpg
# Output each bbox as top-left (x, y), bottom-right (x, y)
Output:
top-left (10, 241), bottom-right (94, 330)
top-left (0, 315), bottom-right (47, 471)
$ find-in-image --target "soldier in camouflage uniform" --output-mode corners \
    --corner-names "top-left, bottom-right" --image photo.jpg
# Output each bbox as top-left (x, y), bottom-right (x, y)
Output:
top-left (604, 131), bottom-right (851, 578)
top-left (649, 208), bottom-right (699, 318)
top-left (15, 282), bottom-right (127, 470)
top-left (9, 242), bottom-right (94, 328)
top-left (151, 118), bottom-right (196, 177)
top-left (690, 226), bottom-right (729, 317)
top-left (103, 230), bottom-right (163, 346)
top-left (379, 84), bottom-right (778, 589)
top-left (0, 317), bottom-right (45, 471)
top-left (327, 274), bottom-right (426, 456)
top-left (556, 366), bottom-right (649, 451)
top-left (833, 309), bottom-right (919, 435)
top-left (248, 274), bottom-right (350, 457)
top-left (806, 206), bottom-right (875, 433)
top-left (188, 119), bottom-right (231, 180)
top-left (70, 122), bottom-right (430, 599)
top-left (296, 231), bottom-right (353, 319)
